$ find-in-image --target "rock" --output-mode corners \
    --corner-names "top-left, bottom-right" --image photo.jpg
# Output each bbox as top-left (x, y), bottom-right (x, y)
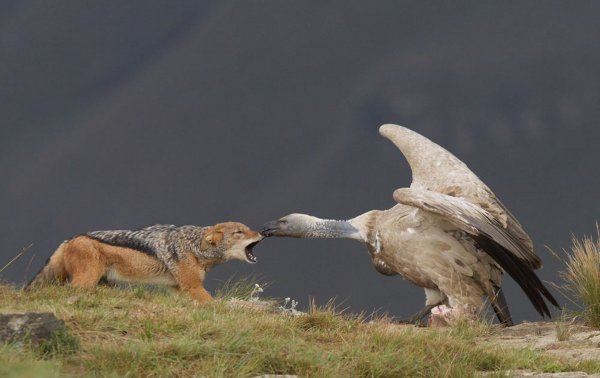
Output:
top-left (479, 321), bottom-right (600, 363)
top-left (477, 321), bottom-right (600, 377)
top-left (0, 312), bottom-right (66, 347)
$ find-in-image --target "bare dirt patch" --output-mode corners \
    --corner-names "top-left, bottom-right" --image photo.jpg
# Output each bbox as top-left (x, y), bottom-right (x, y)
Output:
top-left (482, 322), bottom-right (600, 362)
top-left (478, 321), bottom-right (600, 377)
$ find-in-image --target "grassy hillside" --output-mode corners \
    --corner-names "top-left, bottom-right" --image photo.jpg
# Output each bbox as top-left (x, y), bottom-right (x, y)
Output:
top-left (1, 283), bottom-right (599, 377)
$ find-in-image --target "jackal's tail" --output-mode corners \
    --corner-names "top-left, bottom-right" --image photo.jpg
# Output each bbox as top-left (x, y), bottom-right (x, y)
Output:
top-left (24, 241), bottom-right (68, 290)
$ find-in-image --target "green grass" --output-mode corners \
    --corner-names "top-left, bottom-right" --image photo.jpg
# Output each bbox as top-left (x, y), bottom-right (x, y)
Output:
top-left (0, 282), bottom-right (597, 377)
top-left (558, 226), bottom-right (600, 328)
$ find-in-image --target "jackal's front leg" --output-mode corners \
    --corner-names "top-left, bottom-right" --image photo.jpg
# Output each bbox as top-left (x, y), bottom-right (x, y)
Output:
top-left (172, 256), bottom-right (212, 303)
top-left (186, 286), bottom-right (213, 303)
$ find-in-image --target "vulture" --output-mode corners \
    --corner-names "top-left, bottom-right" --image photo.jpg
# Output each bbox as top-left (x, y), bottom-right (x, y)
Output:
top-left (261, 124), bottom-right (558, 326)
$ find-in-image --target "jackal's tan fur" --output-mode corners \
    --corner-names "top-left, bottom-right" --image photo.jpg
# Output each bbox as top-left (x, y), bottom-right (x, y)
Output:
top-left (26, 222), bottom-right (263, 303)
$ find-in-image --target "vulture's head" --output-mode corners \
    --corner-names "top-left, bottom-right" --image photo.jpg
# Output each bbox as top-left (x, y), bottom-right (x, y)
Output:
top-left (260, 213), bottom-right (320, 238)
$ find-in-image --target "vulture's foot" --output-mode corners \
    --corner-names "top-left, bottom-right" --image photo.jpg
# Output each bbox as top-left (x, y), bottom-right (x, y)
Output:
top-left (393, 304), bottom-right (439, 327)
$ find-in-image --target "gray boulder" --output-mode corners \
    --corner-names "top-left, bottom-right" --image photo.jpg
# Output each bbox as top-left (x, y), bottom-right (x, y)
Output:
top-left (0, 312), bottom-right (67, 347)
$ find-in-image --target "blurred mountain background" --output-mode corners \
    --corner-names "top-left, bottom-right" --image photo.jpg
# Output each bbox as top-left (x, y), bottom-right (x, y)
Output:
top-left (1, 1), bottom-right (599, 322)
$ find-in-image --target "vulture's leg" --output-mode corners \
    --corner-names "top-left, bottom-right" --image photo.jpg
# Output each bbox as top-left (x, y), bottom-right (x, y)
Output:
top-left (408, 304), bottom-right (439, 323)
top-left (394, 304), bottom-right (442, 326)
top-left (395, 289), bottom-right (446, 326)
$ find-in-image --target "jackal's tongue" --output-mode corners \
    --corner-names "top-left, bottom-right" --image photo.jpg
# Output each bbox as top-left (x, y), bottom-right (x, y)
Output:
top-left (245, 241), bottom-right (259, 263)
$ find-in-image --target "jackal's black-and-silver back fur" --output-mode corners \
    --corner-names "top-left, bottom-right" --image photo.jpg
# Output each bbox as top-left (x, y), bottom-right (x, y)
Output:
top-left (86, 224), bottom-right (231, 270)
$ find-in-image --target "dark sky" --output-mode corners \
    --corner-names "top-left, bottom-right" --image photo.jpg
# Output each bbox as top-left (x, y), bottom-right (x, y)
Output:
top-left (1, 1), bottom-right (599, 322)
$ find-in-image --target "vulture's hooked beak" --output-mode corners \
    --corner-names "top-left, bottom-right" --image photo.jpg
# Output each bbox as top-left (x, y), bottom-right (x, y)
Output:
top-left (260, 220), bottom-right (279, 237)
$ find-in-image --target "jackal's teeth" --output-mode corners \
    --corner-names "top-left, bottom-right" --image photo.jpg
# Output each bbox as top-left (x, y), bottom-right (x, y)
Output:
top-left (245, 241), bottom-right (260, 263)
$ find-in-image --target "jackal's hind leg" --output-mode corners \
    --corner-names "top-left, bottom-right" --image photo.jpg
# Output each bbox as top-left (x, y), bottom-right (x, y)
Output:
top-left (69, 272), bottom-right (104, 287)
top-left (64, 242), bottom-right (106, 288)
top-left (69, 265), bottom-right (105, 288)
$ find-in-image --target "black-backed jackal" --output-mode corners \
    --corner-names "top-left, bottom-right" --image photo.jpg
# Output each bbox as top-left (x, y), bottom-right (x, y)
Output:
top-left (25, 222), bottom-right (263, 303)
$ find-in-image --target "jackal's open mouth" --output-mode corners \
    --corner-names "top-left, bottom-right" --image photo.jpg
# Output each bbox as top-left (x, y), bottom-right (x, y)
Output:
top-left (245, 241), bottom-right (260, 263)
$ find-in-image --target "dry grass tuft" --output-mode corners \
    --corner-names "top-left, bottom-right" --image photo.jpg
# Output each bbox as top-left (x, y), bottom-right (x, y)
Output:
top-left (555, 309), bottom-right (577, 342)
top-left (559, 225), bottom-right (600, 328)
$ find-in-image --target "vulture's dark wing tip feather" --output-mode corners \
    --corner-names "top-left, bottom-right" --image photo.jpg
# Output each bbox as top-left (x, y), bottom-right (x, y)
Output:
top-left (474, 235), bottom-right (559, 318)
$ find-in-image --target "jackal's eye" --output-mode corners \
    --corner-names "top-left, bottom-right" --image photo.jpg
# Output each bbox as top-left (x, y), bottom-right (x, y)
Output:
top-left (235, 230), bottom-right (244, 235)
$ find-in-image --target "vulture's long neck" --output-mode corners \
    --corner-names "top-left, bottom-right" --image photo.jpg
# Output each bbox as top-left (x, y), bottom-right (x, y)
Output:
top-left (301, 218), bottom-right (363, 240)
top-left (303, 211), bottom-right (379, 244)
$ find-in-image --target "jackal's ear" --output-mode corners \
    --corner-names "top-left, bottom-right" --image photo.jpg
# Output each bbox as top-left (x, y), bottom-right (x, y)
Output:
top-left (201, 229), bottom-right (223, 249)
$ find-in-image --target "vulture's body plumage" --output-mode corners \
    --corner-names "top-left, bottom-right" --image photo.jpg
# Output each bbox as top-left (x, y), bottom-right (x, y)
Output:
top-left (262, 124), bottom-right (558, 325)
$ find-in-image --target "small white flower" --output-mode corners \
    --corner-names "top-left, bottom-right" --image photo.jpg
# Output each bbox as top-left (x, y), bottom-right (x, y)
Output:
top-left (278, 296), bottom-right (303, 315)
top-left (249, 283), bottom-right (264, 301)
